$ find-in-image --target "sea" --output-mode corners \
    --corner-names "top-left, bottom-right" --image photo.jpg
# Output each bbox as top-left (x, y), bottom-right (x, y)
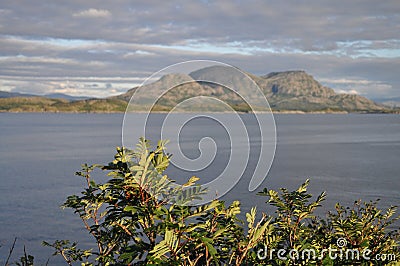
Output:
top-left (0, 113), bottom-right (399, 264)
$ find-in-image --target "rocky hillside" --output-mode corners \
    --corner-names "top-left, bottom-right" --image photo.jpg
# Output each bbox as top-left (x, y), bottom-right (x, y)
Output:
top-left (254, 70), bottom-right (385, 112)
top-left (116, 67), bottom-right (388, 113)
top-left (0, 67), bottom-right (394, 113)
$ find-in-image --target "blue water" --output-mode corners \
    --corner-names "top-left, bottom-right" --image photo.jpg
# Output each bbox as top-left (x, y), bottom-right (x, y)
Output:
top-left (0, 113), bottom-right (399, 264)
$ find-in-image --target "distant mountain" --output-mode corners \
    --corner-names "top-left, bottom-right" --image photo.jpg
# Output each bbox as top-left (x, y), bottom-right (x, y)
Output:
top-left (43, 93), bottom-right (91, 101)
top-left (116, 67), bottom-right (389, 113)
top-left (0, 91), bottom-right (91, 101)
top-left (253, 70), bottom-right (386, 112)
top-left (0, 91), bottom-right (36, 98)
top-left (1, 68), bottom-right (398, 113)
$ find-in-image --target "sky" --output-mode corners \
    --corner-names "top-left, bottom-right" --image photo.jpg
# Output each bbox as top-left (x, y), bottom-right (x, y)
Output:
top-left (0, 0), bottom-right (399, 99)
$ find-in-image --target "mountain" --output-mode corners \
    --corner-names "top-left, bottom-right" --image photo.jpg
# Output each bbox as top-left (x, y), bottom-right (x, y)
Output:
top-left (253, 70), bottom-right (386, 112)
top-left (117, 67), bottom-right (388, 113)
top-left (0, 91), bottom-right (36, 98)
top-left (0, 91), bottom-right (91, 101)
top-left (0, 68), bottom-right (397, 113)
top-left (43, 93), bottom-right (91, 101)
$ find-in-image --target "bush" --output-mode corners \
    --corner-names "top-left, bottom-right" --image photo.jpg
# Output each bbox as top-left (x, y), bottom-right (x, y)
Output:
top-left (42, 138), bottom-right (399, 265)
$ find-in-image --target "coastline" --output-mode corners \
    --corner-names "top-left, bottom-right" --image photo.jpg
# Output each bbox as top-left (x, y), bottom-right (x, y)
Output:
top-left (1, 110), bottom-right (399, 114)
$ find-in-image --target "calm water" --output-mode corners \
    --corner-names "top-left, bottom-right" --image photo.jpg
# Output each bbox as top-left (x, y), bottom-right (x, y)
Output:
top-left (0, 113), bottom-right (399, 264)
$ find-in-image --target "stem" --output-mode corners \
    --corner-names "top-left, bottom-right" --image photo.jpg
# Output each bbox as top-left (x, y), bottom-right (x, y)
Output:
top-left (115, 222), bottom-right (132, 236)
top-left (59, 248), bottom-right (72, 266)
top-left (4, 237), bottom-right (17, 266)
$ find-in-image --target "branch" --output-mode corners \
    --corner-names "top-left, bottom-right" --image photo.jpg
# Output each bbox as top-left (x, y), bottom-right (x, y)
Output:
top-left (4, 237), bottom-right (17, 266)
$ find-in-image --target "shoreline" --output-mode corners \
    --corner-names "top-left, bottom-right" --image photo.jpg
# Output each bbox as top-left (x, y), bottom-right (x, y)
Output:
top-left (1, 110), bottom-right (399, 114)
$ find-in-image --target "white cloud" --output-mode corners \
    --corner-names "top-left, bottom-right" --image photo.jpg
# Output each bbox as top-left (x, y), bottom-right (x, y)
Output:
top-left (6, 79), bottom-right (133, 98)
top-left (320, 77), bottom-right (394, 99)
top-left (123, 50), bottom-right (155, 58)
top-left (337, 89), bottom-right (359, 95)
top-left (319, 78), bottom-right (376, 85)
top-left (73, 8), bottom-right (111, 18)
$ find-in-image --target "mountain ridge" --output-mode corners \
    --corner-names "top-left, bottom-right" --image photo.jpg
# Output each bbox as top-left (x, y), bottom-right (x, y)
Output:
top-left (1, 68), bottom-right (398, 113)
top-left (115, 67), bottom-right (389, 113)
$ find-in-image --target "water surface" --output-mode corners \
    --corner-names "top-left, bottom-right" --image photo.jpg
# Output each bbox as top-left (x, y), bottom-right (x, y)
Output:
top-left (0, 113), bottom-right (399, 264)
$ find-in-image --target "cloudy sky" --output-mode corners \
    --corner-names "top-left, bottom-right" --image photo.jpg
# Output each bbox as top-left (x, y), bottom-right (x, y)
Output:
top-left (0, 0), bottom-right (399, 99)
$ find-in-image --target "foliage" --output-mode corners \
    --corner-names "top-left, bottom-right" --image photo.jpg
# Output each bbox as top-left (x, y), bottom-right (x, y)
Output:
top-left (41, 138), bottom-right (400, 265)
top-left (3, 238), bottom-right (35, 266)
top-left (256, 180), bottom-right (327, 265)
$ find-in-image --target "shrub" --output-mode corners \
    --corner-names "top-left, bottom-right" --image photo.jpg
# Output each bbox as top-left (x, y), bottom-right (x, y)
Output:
top-left (42, 138), bottom-right (399, 265)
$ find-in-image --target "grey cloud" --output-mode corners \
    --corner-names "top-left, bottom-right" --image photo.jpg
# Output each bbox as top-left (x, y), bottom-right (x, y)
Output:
top-left (1, 0), bottom-right (399, 45)
top-left (0, 0), bottom-right (399, 98)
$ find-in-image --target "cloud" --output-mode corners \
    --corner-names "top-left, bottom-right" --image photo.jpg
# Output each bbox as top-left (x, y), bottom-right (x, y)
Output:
top-left (0, 0), bottom-right (399, 98)
top-left (337, 89), bottom-right (359, 95)
top-left (8, 79), bottom-right (131, 98)
top-left (320, 77), bottom-right (394, 99)
top-left (73, 8), bottom-right (111, 18)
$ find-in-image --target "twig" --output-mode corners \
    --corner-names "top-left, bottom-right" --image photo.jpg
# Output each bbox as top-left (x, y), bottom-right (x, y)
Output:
top-left (4, 237), bottom-right (17, 266)
top-left (23, 246), bottom-right (28, 265)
